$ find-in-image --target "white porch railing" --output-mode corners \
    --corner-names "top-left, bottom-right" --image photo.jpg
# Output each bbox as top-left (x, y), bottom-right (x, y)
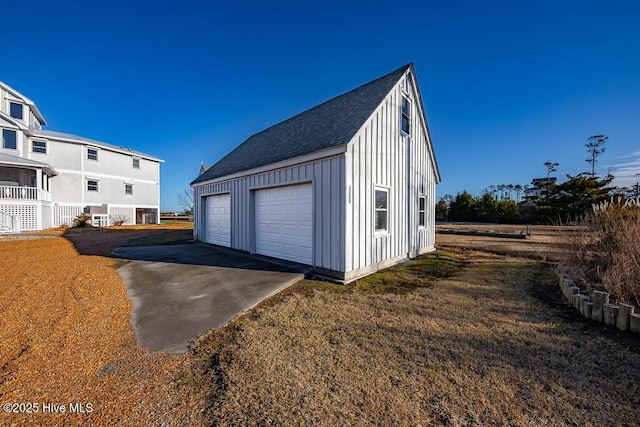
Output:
top-left (0, 185), bottom-right (50, 202)
top-left (0, 211), bottom-right (21, 234)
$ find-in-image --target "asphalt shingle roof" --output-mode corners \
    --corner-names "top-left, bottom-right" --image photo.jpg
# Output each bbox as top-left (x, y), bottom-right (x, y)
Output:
top-left (192, 63), bottom-right (412, 184)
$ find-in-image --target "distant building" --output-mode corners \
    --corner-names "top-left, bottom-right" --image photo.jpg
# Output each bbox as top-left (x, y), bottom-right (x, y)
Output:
top-left (524, 177), bottom-right (557, 199)
top-left (0, 81), bottom-right (163, 232)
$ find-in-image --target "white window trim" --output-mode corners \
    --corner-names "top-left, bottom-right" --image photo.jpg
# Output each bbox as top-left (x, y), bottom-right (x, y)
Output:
top-left (87, 178), bottom-right (100, 192)
top-left (2, 128), bottom-right (18, 150)
top-left (401, 96), bottom-right (411, 136)
top-left (9, 101), bottom-right (24, 120)
top-left (418, 195), bottom-right (426, 228)
top-left (132, 157), bottom-right (141, 169)
top-left (124, 183), bottom-right (134, 195)
top-left (87, 146), bottom-right (100, 161)
top-left (374, 186), bottom-right (390, 236)
top-left (32, 139), bottom-right (48, 154)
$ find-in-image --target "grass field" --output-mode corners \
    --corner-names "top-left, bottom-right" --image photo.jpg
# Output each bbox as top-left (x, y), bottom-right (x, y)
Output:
top-left (2, 223), bottom-right (639, 425)
top-left (190, 249), bottom-right (640, 426)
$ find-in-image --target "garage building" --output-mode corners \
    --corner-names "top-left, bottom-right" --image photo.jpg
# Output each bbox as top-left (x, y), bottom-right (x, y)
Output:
top-left (191, 63), bottom-right (440, 282)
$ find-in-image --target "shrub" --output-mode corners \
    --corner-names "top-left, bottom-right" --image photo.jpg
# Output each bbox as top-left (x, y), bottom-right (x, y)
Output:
top-left (111, 214), bottom-right (129, 226)
top-left (73, 213), bottom-right (91, 228)
top-left (567, 197), bottom-right (640, 306)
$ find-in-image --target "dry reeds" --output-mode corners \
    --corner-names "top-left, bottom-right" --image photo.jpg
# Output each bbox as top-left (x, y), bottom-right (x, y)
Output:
top-left (566, 197), bottom-right (640, 306)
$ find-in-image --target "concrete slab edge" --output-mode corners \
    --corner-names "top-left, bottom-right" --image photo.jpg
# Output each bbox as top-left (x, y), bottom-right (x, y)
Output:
top-left (187, 273), bottom-right (306, 351)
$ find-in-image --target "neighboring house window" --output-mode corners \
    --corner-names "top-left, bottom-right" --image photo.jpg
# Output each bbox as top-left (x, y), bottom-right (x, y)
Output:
top-left (87, 179), bottom-right (99, 192)
top-left (9, 102), bottom-right (23, 119)
top-left (33, 140), bottom-right (47, 154)
top-left (419, 196), bottom-right (426, 227)
top-left (87, 147), bottom-right (99, 161)
top-left (2, 129), bottom-right (17, 149)
top-left (401, 97), bottom-right (410, 135)
top-left (132, 158), bottom-right (140, 169)
top-left (374, 188), bottom-right (389, 232)
top-left (125, 183), bottom-right (133, 195)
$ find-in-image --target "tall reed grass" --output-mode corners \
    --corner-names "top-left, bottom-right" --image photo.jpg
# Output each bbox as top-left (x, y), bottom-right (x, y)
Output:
top-left (567, 197), bottom-right (640, 306)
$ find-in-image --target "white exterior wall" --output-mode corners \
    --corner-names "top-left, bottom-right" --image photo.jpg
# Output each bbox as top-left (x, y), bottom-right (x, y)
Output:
top-left (193, 68), bottom-right (438, 281)
top-left (1, 82), bottom-right (162, 230)
top-left (343, 73), bottom-right (436, 280)
top-left (31, 138), bottom-right (160, 207)
top-left (193, 154), bottom-right (346, 273)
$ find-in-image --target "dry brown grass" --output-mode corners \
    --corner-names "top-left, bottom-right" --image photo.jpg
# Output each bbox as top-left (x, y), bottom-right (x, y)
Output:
top-left (0, 227), bottom-right (204, 426)
top-left (436, 224), bottom-right (577, 261)
top-left (191, 250), bottom-right (640, 426)
top-left (3, 223), bottom-right (639, 425)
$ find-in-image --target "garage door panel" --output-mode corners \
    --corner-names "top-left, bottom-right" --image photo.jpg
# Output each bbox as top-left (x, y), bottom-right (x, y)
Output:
top-left (255, 184), bottom-right (313, 265)
top-left (205, 194), bottom-right (231, 247)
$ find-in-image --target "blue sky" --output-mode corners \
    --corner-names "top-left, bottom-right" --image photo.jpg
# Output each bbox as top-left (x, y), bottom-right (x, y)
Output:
top-left (4, 0), bottom-right (639, 211)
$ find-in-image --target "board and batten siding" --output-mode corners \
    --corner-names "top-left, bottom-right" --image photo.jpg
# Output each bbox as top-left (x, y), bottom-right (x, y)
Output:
top-left (344, 73), bottom-right (437, 278)
top-left (193, 155), bottom-right (346, 273)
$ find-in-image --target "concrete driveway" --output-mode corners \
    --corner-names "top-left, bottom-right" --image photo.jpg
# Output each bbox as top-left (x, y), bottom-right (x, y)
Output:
top-left (112, 243), bottom-right (309, 353)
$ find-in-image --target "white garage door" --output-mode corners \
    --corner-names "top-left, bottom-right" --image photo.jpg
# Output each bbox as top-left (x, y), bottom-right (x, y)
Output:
top-left (205, 194), bottom-right (231, 247)
top-left (255, 183), bottom-right (313, 265)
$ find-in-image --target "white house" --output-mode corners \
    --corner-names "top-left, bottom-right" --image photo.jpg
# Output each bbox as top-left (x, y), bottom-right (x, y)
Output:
top-left (191, 63), bottom-right (441, 282)
top-left (0, 81), bottom-right (163, 232)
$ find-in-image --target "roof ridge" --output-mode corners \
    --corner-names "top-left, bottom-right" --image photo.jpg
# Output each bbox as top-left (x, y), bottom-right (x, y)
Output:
top-left (251, 63), bottom-right (412, 138)
top-left (192, 63), bottom-right (411, 184)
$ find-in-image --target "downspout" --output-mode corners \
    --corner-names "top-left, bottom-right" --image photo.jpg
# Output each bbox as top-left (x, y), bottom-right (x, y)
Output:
top-left (407, 135), bottom-right (412, 257)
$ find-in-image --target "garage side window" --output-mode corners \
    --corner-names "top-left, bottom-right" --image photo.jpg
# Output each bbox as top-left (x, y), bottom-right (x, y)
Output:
top-left (401, 97), bottom-right (410, 135)
top-left (419, 196), bottom-right (426, 227)
top-left (375, 188), bottom-right (388, 232)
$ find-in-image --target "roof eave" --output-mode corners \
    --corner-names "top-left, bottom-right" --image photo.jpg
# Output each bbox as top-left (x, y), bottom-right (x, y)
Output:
top-left (32, 131), bottom-right (165, 163)
top-left (406, 64), bottom-right (442, 184)
top-left (192, 144), bottom-right (348, 186)
top-left (0, 81), bottom-right (47, 125)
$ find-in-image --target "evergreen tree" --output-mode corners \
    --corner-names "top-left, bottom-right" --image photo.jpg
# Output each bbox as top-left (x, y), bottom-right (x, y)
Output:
top-left (449, 191), bottom-right (476, 221)
top-left (536, 173), bottom-right (614, 222)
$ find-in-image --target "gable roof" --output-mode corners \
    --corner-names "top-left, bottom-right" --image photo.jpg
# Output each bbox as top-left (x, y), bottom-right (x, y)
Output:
top-left (32, 129), bottom-right (164, 162)
top-left (192, 63), bottom-right (413, 185)
top-left (0, 80), bottom-right (47, 126)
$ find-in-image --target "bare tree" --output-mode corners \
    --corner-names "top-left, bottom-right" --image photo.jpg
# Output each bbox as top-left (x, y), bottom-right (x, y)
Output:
top-left (514, 184), bottom-right (523, 201)
top-left (586, 135), bottom-right (607, 176)
top-left (178, 188), bottom-right (194, 214)
top-left (506, 184), bottom-right (515, 200)
top-left (544, 161), bottom-right (559, 180)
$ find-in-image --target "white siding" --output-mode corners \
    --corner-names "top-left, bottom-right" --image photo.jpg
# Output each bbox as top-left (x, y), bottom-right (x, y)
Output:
top-left (345, 71), bottom-right (436, 276)
top-left (193, 68), bottom-right (437, 280)
top-left (194, 155), bottom-right (346, 273)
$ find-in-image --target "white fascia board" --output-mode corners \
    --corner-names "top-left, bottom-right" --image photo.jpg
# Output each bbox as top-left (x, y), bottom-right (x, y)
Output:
top-left (0, 111), bottom-right (31, 133)
top-left (193, 144), bottom-right (348, 187)
top-left (0, 81), bottom-right (47, 125)
top-left (36, 133), bottom-right (164, 163)
top-left (0, 159), bottom-right (58, 176)
top-left (406, 67), bottom-right (442, 184)
top-left (54, 168), bottom-right (159, 185)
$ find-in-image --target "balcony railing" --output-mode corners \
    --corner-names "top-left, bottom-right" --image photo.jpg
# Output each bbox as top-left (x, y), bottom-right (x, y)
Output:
top-left (0, 185), bottom-right (51, 202)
